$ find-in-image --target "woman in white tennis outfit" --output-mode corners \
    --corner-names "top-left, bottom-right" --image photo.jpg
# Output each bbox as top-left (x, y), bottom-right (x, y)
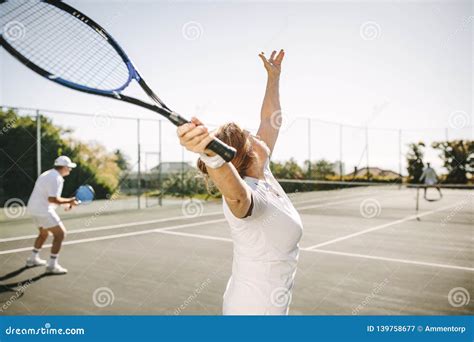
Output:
top-left (177, 49), bottom-right (303, 315)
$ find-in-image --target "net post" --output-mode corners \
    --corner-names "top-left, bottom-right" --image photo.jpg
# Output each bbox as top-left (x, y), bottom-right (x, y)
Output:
top-left (36, 110), bottom-right (41, 177)
top-left (137, 118), bottom-right (141, 209)
top-left (158, 120), bottom-right (163, 206)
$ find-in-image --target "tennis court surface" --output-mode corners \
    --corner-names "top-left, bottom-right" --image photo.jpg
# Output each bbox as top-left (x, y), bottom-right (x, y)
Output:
top-left (0, 183), bottom-right (472, 315)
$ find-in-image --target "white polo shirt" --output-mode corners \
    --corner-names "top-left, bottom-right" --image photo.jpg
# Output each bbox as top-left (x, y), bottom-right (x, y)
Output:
top-left (27, 169), bottom-right (64, 215)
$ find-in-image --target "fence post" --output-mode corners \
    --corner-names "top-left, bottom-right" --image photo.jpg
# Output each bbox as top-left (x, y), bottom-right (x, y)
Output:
top-left (158, 120), bottom-right (163, 206)
top-left (137, 119), bottom-right (141, 209)
top-left (339, 124), bottom-right (343, 180)
top-left (398, 129), bottom-right (402, 179)
top-left (307, 118), bottom-right (311, 178)
top-left (36, 110), bottom-right (41, 177)
top-left (365, 126), bottom-right (369, 179)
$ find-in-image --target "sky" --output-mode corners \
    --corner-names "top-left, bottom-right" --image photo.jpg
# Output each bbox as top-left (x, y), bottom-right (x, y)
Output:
top-left (1, 0), bottom-right (472, 174)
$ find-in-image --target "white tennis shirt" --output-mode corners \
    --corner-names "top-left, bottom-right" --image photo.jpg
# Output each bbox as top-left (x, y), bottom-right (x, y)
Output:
top-left (420, 167), bottom-right (437, 185)
top-left (27, 169), bottom-right (64, 215)
top-left (222, 158), bottom-right (303, 315)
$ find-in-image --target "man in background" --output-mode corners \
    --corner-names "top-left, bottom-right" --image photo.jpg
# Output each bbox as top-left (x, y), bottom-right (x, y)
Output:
top-left (26, 156), bottom-right (78, 274)
top-left (420, 162), bottom-right (443, 201)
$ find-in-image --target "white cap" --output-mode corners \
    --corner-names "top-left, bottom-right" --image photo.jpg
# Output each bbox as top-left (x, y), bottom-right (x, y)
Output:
top-left (54, 156), bottom-right (77, 168)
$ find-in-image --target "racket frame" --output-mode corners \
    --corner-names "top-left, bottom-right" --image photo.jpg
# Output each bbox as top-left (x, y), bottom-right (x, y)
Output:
top-left (0, 0), bottom-right (235, 159)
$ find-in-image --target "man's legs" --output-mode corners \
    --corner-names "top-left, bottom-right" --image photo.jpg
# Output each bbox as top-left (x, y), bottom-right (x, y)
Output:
top-left (26, 228), bottom-right (49, 267)
top-left (45, 225), bottom-right (68, 274)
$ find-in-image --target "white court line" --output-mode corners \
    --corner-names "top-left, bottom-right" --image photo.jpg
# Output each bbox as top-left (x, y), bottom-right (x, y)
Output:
top-left (0, 188), bottom-right (378, 243)
top-left (305, 201), bottom-right (465, 250)
top-left (301, 248), bottom-right (474, 272)
top-left (0, 219), bottom-right (226, 255)
top-left (156, 230), bottom-right (233, 243)
top-left (152, 230), bottom-right (473, 272)
top-left (0, 211), bottom-right (223, 243)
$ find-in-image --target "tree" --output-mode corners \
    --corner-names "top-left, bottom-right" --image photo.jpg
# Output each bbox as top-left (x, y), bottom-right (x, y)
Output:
top-left (304, 159), bottom-right (335, 179)
top-left (432, 140), bottom-right (473, 184)
top-left (270, 159), bottom-right (304, 179)
top-left (0, 109), bottom-right (122, 203)
top-left (114, 149), bottom-right (130, 172)
top-left (406, 142), bottom-right (425, 183)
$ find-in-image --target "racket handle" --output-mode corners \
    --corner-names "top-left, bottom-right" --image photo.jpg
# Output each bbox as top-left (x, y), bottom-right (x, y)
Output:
top-left (206, 139), bottom-right (236, 162)
top-left (169, 111), bottom-right (236, 162)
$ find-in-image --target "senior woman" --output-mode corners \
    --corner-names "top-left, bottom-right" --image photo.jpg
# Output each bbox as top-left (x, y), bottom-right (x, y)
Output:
top-left (177, 49), bottom-right (303, 315)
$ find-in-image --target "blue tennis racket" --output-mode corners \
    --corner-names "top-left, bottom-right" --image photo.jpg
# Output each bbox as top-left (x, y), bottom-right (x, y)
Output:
top-left (75, 185), bottom-right (95, 205)
top-left (0, 0), bottom-right (236, 162)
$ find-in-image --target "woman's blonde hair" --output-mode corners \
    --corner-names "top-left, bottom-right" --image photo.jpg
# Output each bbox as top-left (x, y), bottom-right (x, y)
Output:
top-left (197, 122), bottom-right (256, 178)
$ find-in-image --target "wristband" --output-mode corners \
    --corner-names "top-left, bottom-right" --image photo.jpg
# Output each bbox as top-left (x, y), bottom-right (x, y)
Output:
top-left (199, 153), bottom-right (227, 169)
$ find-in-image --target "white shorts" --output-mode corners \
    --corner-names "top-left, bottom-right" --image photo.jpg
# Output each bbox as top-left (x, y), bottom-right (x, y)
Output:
top-left (31, 211), bottom-right (63, 229)
top-left (425, 179), bottom-right (436, 186)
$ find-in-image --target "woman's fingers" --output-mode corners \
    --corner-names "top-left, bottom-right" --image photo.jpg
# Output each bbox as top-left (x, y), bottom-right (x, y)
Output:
top-left (275, 49), bottom-right (285, 64)
top-left (259, 52), bottom-right (270, 66)
top-left (269, 50), bottom-right (277, 63)
top-left (177, 122), bottom-right (195, 137)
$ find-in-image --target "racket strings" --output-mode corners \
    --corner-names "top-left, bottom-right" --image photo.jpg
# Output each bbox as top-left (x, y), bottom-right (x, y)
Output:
top-left (1, 0), bottom-right (131, 91)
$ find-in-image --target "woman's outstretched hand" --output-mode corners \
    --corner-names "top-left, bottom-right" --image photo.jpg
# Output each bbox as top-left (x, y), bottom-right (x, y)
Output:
top-left (177, 117), bottom-right (215, 155)
top-left (258, 49), bottom-right (285, 78)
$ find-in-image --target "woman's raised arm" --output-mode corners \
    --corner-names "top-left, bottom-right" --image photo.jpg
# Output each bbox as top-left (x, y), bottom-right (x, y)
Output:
top-left (257, 49), bottom-right (285, 154)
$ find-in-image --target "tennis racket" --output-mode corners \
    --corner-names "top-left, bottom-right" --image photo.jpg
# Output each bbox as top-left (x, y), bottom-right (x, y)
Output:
top-left (0, 0), bottom-right (236, 162)
top-left (74, 185), bottom-right (95, 205)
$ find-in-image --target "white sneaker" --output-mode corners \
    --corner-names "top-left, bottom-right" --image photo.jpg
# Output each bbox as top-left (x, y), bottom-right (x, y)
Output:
top-left (45, 264), bottom-right (68, 274)
top-left (26, 257), bottom-right (47, 267)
